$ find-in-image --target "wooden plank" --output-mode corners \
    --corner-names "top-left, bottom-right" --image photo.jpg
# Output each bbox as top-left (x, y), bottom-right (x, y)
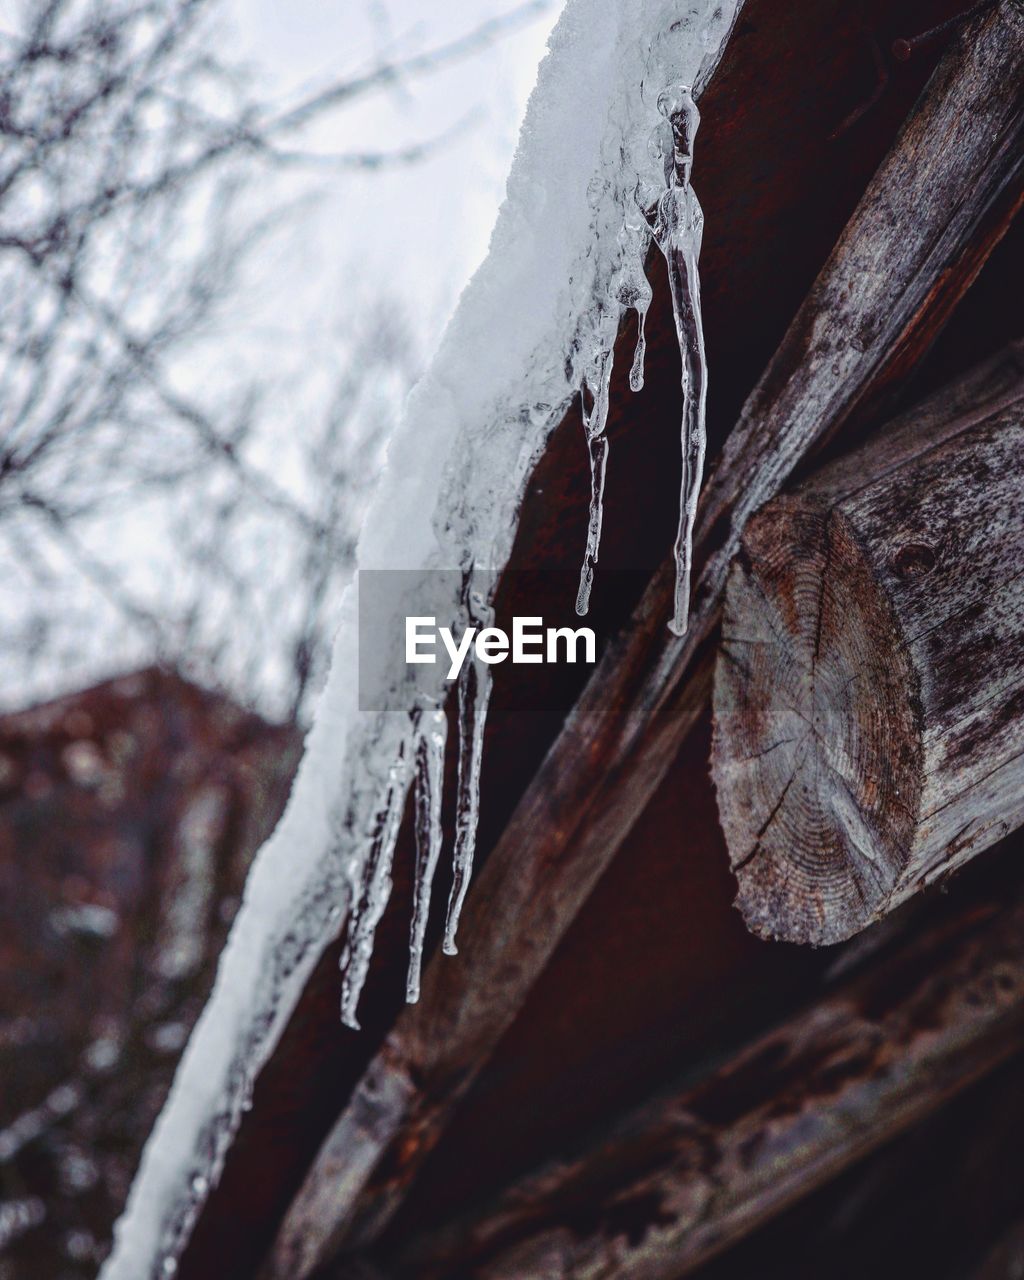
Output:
top-left (714, 345), bottom-right (1024, 943)
top-left (264, 9), bottom-right (1024, 1275)
top-left (688, 1046), bottom-right (1024, 1280)
top-left (178, 1), bottom-right (965, 1270)
top-left (392, 852), bottom-right (1024, 1280)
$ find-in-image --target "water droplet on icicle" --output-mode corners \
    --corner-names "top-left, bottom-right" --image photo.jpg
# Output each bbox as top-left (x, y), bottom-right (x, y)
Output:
top-left (629, 315), bottom-right (648, 393)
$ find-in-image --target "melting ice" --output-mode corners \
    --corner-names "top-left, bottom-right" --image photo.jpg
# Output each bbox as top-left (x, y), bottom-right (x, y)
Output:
top-left (342, 75), bottom-right (713, 1028)
top-left (100, 4), bottom-right (740, 1277)
top-left (648, 83), bottom-right (708, 636)
top-left (574, 81), bottom-right (708, 635)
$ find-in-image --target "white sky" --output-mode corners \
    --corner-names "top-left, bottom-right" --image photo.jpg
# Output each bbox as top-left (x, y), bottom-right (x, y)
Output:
top-left (224, 0), bottom-right (559, 357)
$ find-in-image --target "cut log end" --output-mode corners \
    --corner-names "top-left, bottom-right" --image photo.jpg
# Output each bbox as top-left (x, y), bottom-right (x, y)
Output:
top-left (712, 500), bottom-right (923, 945)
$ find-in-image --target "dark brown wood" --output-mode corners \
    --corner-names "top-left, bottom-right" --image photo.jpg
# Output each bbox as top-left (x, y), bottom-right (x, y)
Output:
top-left (182, 0), bottom-right (974, 1269)
top-left (688, 1047), bottom-right (1024, 1280)
top-left (262, 10), bottom-right (1024, 1277)
top-left (713, 345), bottom-right (1024, 944)
top-left (392, 850), bottom-right (1024, 1280)
top-left (969, 1221), bottom-right (1024, 1280)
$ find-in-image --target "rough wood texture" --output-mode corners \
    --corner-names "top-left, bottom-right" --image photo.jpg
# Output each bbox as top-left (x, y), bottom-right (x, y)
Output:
top-left (183, 0), bottom-right (959, 1266)
top-left (263, 11), bottom-right (1024, 1276)
top-left (689, 1049), bottom-right (1024, 1280)
top-left (393, 853), bottom-right (1024, 1280)
top-left (713, 345), bottom-right (1024, 944)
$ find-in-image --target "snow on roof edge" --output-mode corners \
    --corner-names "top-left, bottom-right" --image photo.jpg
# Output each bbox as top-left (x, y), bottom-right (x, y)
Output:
top-left (100, 2), bottom-right (741, 1275)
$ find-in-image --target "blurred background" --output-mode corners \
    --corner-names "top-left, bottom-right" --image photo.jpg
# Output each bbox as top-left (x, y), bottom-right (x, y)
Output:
top-left (0, 0), bottom-right (556, 723)
top-left (0, 0), bottom-right (556, 1272)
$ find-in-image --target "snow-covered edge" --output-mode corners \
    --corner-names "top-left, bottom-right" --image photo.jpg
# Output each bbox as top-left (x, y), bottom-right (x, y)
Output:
top-left (101, 2), bottom-right (741, 1275)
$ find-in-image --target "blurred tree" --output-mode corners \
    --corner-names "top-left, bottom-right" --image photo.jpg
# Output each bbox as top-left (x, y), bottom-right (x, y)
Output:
top-left (0, 0), bottom-right (548, 721)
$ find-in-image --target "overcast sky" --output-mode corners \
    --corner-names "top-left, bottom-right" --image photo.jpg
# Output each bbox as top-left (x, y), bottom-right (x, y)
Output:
top-left (223, 0), bottom-right (559, 356)
top-left (0, 0), bottom-right (560, 715)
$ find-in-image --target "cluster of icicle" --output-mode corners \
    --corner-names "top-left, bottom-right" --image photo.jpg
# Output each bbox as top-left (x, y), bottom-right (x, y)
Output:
top-left (100, 5), bottom-right (737, 1277)
top-left (339, 570), bottom-right (493, 1024)
top-left (575, 80), bottom-right (708, 636)
top-left (338, 83), bottom-right (710, 1027)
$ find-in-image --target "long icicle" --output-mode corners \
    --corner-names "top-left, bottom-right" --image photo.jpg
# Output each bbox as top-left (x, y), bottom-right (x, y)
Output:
top-left (575, 346), bottom-right (615, 616)
top-left (339, 745), bottom-right (410, 1029)
top-left (406, 697), bottom-right (448, 1002)
top-left (646, 83), bottom-right (708, 636)
top-left (443, 571), bottom-right (494, 955)
top-left (576, 430), bottom-right (610, 616)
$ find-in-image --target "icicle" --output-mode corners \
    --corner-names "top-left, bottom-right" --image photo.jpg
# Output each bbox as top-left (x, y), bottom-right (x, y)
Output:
top-left (576, 429), bottom-right (610, 616)
top-left (644, 83), bottom-right (708, 636)
top-left (443, 572), bottom-right (494, 955)
top-left (406, 697), bottom-right (448, 1003)
top-left (616, 217), bottom-right (654, 394)
top-left (339, 745), bottom-right (410, 1029)
top-left (630, 311), bottom-right (648, 392)
top-left (574, 195), bottom-right (655, 617)
top-left (574, 345), bottom-right (615, 616)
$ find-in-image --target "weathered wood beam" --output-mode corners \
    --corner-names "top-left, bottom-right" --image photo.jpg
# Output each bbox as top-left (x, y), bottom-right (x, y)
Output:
top-left (969, 1220), bottom-right (1024, 1280)
top-left (265, 8), bottom-right (1024, 1275)
top-left (393, 857), bottom-right (1024, 1280)
top-left (714, 345), bottom-right (1024, 944)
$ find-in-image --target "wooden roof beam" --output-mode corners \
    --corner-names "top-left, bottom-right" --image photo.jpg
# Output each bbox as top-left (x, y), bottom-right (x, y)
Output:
top-left (265, 7), bottom-right (1024, 1276)
top-left (714, 344), bottom-right (1024, 944)
top-left (393, 846), bottom-right (1024, 1280)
